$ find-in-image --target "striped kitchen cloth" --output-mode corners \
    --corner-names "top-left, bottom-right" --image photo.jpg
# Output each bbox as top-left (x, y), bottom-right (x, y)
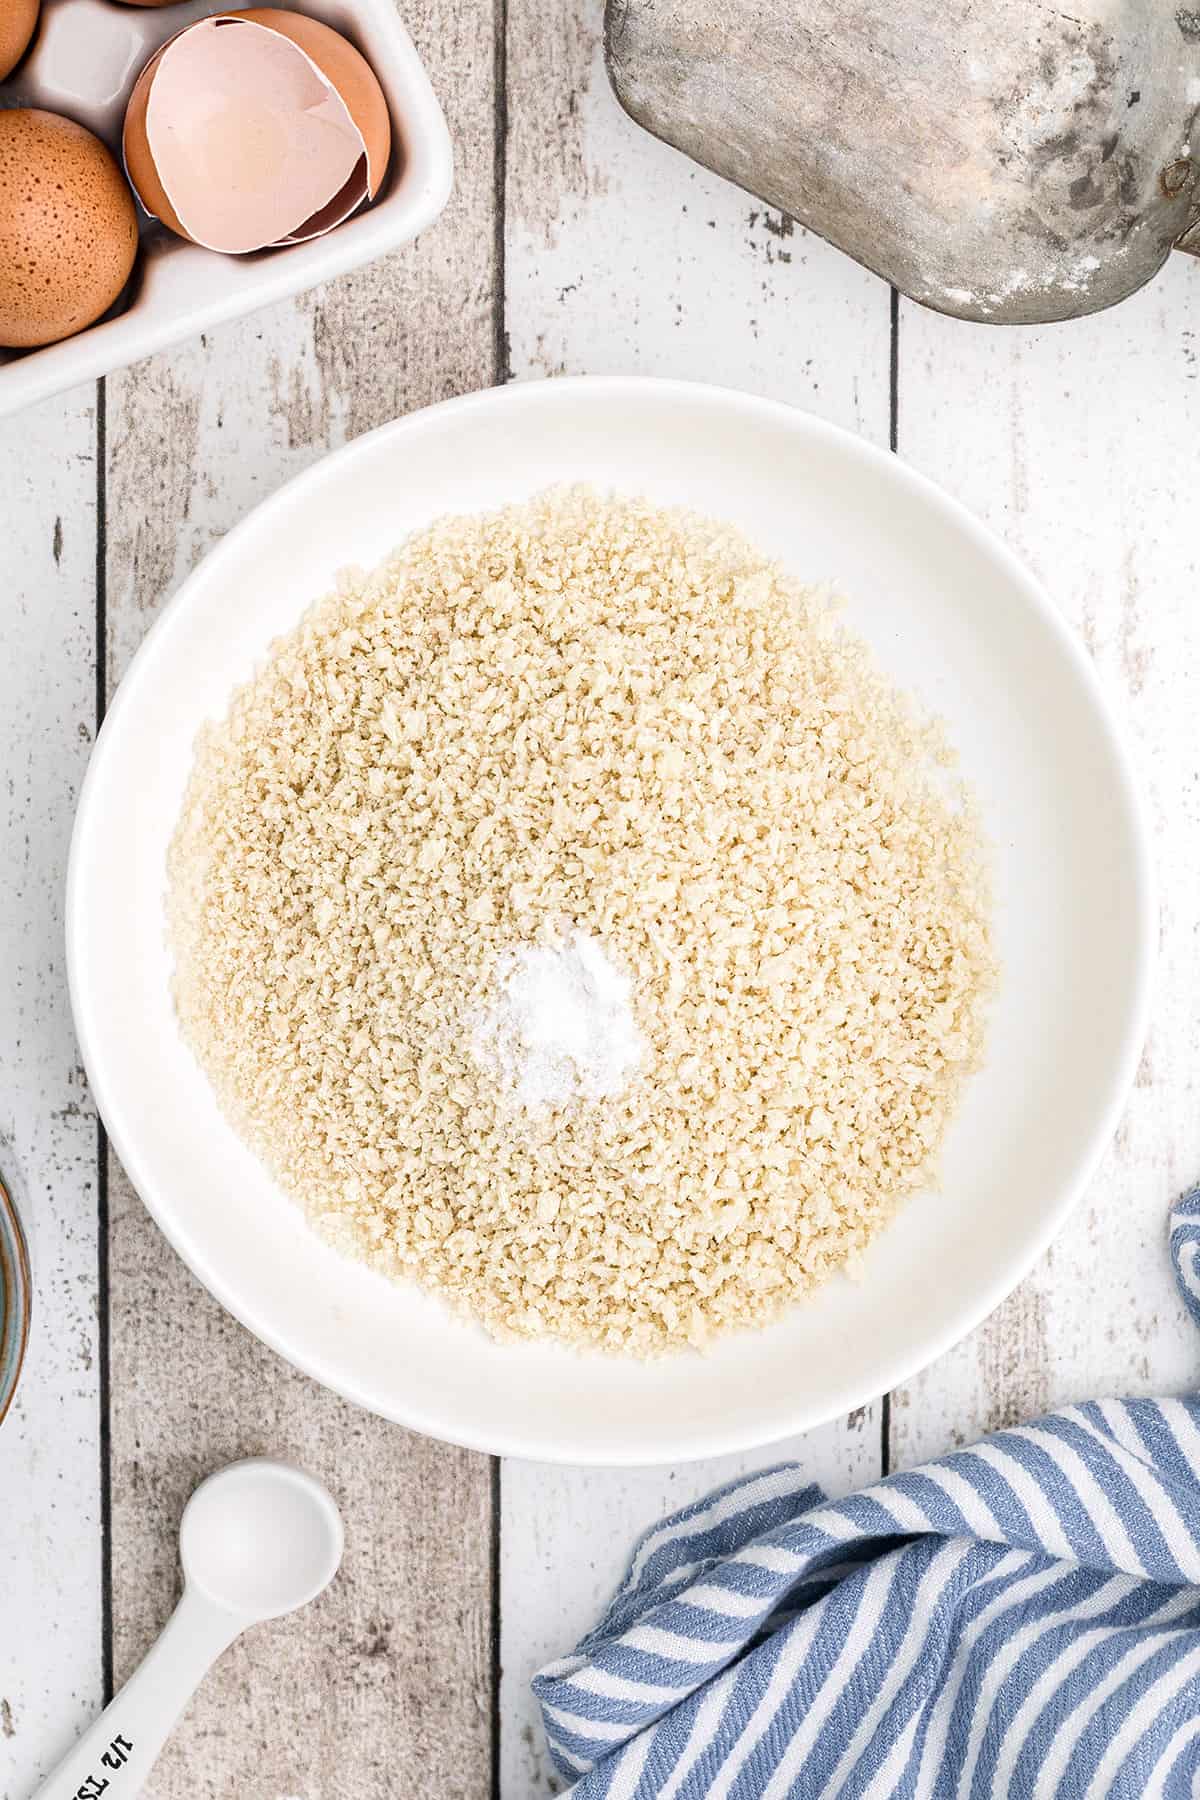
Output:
top-left (534, 1190), bottom-right (1200, 1798)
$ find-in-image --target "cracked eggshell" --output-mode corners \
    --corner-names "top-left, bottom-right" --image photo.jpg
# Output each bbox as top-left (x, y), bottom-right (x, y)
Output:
top-left (122, 9), bottom-right (391, 255)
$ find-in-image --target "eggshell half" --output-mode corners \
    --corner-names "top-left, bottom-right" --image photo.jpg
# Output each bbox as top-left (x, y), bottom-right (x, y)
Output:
top-left (122, 11), bottom-right (391, 255)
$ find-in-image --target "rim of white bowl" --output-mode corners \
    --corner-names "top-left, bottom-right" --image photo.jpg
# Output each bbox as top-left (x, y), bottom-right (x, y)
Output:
top-left (66, 376), bottom-right (1156, 1465)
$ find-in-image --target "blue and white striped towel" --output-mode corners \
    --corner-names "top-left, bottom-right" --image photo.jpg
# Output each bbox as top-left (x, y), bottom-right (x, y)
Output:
top-left (535, 1191), bottom-right (1200, 1797)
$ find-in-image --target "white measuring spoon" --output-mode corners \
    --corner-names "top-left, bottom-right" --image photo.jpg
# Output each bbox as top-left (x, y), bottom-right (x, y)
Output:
top-left (33, 1458), bottom-right (343, 1800)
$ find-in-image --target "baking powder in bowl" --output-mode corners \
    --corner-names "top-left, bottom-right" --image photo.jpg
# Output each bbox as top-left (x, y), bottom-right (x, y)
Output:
top-left (167, 487), bottom-right (994, 1354)
top-left (473, 930), bottom-right (642, 1109)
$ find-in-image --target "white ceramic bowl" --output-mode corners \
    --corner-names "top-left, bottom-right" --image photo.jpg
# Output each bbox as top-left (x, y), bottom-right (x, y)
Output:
top-left (66, 377), bottom-right (1153, 1465)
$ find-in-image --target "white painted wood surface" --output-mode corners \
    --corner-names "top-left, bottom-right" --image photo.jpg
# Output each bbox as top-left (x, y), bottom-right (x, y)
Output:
top-left (0, 393), bottom-right (103, 1797)
top-left (99, 2), bottom-right (499, 1794)
top-left (890, 260), bottom-right (1200, 1471)
top-left (2, 0), bottom-right (1199, 1794)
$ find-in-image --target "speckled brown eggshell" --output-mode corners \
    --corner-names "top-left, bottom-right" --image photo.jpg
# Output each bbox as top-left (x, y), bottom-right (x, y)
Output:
top-left (0, 0), bottom-right (40, 80)
top-left (0, 109), bottom-right (139, 350)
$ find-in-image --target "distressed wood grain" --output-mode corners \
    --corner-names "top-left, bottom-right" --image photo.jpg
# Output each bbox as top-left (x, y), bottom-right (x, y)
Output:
top-left (101, 2), bottom-right (501, 1794)
top-left (0, 391), bottom-right (103, 1799)
top-left (106, 1179), bottom-right (492, 1800)
top-left (499, 4), bottom-right (893, 1790)
top-left (504, 0), bottom-right (889, 412)
top-left (891, 253), bottom-right (1200, 1468)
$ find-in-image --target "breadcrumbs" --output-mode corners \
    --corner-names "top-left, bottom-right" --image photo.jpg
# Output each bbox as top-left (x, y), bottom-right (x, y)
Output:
top-left (167, 488), bottom-right (995, 1355)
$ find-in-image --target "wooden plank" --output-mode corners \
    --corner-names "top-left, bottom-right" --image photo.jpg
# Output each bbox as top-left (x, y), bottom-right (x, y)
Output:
top-left (105, 1185), bottom-right (493, 1799)
top-left (0, 388), bottom-right (103, 1796)
top-left (499, 6), bottom-right (893, 1791)
top-left (891, 256), bottom-right (1200, 1468)
top-left (504, 0), bottom-right (888, 412)
top-left (101, 2), bottom-right (501, 1794)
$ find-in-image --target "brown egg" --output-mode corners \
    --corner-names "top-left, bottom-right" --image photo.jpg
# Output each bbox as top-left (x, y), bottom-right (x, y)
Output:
top-left (0, 0), bottom-right (39, 80)
top-left (0, 110), bottom-right (138, 350)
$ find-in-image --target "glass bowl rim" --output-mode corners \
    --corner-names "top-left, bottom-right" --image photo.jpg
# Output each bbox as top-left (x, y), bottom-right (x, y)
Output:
top-left (0, 1170), bottom-right (32, 1429)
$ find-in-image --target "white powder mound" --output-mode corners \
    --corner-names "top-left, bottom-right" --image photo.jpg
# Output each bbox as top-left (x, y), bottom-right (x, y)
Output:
top-left (474, 930), bottom-right (642, 1109)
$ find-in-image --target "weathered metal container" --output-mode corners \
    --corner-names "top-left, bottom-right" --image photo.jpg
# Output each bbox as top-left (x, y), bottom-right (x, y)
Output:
top-left (606, 0), bottom-right (1200, 322)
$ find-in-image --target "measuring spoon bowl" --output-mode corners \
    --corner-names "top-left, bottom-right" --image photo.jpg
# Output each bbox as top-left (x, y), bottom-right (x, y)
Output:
top-left (181, 1457), bottom-right (345, 1620)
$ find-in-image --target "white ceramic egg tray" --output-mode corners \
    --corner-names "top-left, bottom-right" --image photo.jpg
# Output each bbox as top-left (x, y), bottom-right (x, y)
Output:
top-left (0, 0), bottom-right (452, 419)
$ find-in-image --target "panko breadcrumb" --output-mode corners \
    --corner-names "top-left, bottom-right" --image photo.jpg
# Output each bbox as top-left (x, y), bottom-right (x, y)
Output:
top-left (167, 488), bottom-right (995, 1355)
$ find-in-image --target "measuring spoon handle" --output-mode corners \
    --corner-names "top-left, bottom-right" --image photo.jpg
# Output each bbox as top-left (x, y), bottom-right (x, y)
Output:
top-left (30, 1588), bottom-right (243, 1800)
